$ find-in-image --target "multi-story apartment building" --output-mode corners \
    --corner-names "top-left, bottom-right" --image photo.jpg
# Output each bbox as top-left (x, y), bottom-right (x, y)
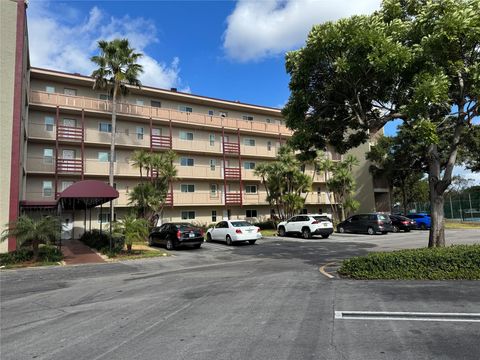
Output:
top-left (1, 0), bottom-right (390, 252)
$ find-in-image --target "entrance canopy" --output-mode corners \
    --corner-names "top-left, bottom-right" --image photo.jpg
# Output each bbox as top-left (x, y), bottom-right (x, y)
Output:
top-left (58, 180), bottom-right (119, 210)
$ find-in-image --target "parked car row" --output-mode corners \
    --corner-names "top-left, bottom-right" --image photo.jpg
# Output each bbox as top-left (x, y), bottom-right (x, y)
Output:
top-left (148, 220), bottom-right (262, 250)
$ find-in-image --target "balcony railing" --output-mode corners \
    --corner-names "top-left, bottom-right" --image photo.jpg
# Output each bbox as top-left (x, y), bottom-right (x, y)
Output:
top-left (30, 90), bottom-right (293, 136)
top-left (223, 141), bottom-right (240, 154)
top-left (57, 125), bottom-right (83, 141)
top-left (225, 192), bottom-right (242, 205)
top-left (151, 134), bottom-right (172, 149)
top-left (56, 158), bottom-right (83, 173)
top-left (224, 167), bottom-right (241, 180)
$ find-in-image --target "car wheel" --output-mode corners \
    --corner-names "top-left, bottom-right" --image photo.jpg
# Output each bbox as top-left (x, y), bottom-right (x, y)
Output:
top-left (206, 233), bottom-right (212, 242)
top-left (226, 235), bottom-right (233, 246)
top-left (166, 238), bottom-right (175, 250)
top-left (392, 225), bottom-right (399, 233)
top-left (278, 226), bottom-right (286, 237)
top-left (338, 226), bottom-right (345, 233)
top-left (321, 234), bottom-right (330, 239)
top-left (302, 228), bottom-right (312, 239)
top-left (420, 223), bottom-right (427, 230)
top-left (147, 236), bottom-right (153, 246)
top-left (367, 227), bottom-right (375, 235)
top-left (405, 229), bottom-right (411, 232)
top-left (248, 240), bottom-right (256, 245)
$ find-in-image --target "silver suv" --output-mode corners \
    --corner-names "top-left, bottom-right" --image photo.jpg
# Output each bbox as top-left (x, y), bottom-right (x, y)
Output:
top-left (277, 214), bottom-right (334, 239)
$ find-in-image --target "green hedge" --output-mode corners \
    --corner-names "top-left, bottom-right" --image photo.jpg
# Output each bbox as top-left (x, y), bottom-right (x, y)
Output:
top-left (0, 245), bottom-right (63, 266)
top-left (253, 220), bottom-right (277, 230)
top-left (338, 245), bottom-right (480, 280)
top-left (80, 230), bottom-right (124, 251)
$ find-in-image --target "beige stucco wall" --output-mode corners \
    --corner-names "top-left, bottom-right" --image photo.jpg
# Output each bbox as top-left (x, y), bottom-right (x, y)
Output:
top-left (0, 1), bottom-right (19, 252)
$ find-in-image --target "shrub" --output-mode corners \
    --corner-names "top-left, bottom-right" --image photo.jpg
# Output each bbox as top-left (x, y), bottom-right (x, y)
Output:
top-left (0, 245), bottom-right (63, 266)
top-left (338, 245), bottom-right (480, 280)
top-left (79, 230), bottom-right (110, 250)
top-left (253, 220), bottom-right (277, 230)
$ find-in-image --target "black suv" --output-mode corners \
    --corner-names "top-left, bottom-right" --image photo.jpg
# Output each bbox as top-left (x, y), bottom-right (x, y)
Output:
top-left (337, 213), bottom-right (393, 235)
top-left (148, 223), bottom-right (204, 250)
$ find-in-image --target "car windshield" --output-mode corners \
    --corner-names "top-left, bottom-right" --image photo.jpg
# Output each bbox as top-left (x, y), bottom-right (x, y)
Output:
top-left (174, 223), bottom-right (196, 230)
top-left (231, 221), bottom-right (252, 227)
top-left (313, 216), bottom-right (331, 222)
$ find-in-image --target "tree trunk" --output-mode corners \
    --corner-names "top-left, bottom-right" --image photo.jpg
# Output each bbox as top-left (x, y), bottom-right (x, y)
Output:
top-left (110, 87), bottom-right (117, 239)
top-left (402, 186), bottom-right (408, 216)
top-left (32, 241), bottom-right (39, 262)
top-left (428, 179), bottom-right (445, 248)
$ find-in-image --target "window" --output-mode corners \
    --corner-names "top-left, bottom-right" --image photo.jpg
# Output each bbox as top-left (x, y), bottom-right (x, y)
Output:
top-left (209, 134), bottom-right (215, 146)
top-left (242, 115), bottom-right (254, 121)
top-left (266, 118), bottom-right (272, 123)
top-left (244, 162), bottom-right (256, 170)
top-left (64, 88), bottom-right (77, 96)
top-left (98, 213), bottom-right (114, 223)
top-left (212, 210), bottom-right (217, 222)
top-left (43, 149), bottom-right (53, 164)
top-left (45, 116), bottom-right (54, 131)
top-left (208, 110), bottom-right (214, 116)
top-left (45, 86), bottom-right (55, 93)
top-left (179, 105), bottom-right (193, 113)
top-left (151, 100), bottom-right (161, 108)
top-left (267, 141), bottom-right (272, 151)
top-left (136, 127), bottom-right (144, 140)
top-left (99, 122), bottom-right (112, 133)
top-left (245, 185), bottom-right (257, 194)
top-left (99, 94), bottom-right (112, 101)
top-left (179, 131), bottom-right (194, 140)
top-left (98, 151), bottom-right (111, 162)
top-left (136, 100), bottom-right (144, 106)
top-left (181, 211), bottom-right (195, 220)
top-left (61, 181), bottom-right (73, 191)
top-left (246, 209), bottom-right (258, 218)
top-left (244, 138), bottom-right (256, 146)
top-left (181, 184), bottom-right (195, 193)
top-left (210, 159), bottom-right (216, 171)
top-left (210, 184), bottom-right (218, 196)
top-left (180, 157), bottom-right (194, 166)
top-left (43, 181), bottom-right (53, 197)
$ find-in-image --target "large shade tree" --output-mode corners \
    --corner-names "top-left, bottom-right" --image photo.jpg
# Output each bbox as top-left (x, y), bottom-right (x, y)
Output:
top-left (283, 0), bottom-right (480, 247)
top-left (91, 39), bottom-right (144, 228)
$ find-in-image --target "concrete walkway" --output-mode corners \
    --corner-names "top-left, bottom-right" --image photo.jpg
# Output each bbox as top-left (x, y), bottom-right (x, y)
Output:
top-left (61, 239), bottom-right (105, 265)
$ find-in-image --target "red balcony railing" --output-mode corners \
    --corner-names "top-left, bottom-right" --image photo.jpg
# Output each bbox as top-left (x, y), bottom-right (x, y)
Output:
top-left (165, 191), bottom-right (173, 207)
top-left (151, 134), bottom-right (172, 149)
top-left (225, 192), bottom-right (242, 205)
top-left (56, 158), bottom-right (83, 173)
top-left (57, 125), bottom-right (83, 141)
top-left (224, 167), bottom-right (241, 180)
top-left (223, 141), bottom-right (240, 154)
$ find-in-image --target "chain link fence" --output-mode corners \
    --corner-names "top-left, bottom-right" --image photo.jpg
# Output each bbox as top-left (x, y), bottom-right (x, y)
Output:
top-left (408, 191), bottom-right (480, 222)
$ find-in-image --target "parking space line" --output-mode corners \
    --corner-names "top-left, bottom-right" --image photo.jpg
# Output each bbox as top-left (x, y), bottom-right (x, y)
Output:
top-left (335, 311), bottom-right (480, 322)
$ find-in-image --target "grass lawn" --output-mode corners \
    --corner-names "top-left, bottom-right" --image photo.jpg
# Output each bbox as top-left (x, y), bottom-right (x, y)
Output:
top-left (106, 249), bottom-right (169, 261)
top-left (260, 229), bottom-right (277, 237)
top-left (445, 221), bottom-right (480, 229)
top-left (338, 244), bottom-right (480, 280)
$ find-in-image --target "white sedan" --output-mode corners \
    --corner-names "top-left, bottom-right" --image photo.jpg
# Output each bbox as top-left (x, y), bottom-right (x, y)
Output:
top-left (206, 220), bottom-right (262, 245)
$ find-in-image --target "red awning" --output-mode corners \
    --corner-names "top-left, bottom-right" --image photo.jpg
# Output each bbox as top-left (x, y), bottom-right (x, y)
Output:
top-left (58, 180), bottom-right (119, 209)
top-left (20, 200), bottom-right (58, 210)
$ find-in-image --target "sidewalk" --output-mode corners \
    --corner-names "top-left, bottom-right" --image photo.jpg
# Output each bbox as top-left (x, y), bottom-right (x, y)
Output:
top-left (61, 239), bottom-right (105, 265)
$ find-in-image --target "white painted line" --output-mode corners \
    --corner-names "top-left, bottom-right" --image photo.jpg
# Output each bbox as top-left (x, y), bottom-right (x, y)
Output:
top-left (319, 262), bottom-right (336, 279)
top-left (335, 311), bottom-right (480, 322)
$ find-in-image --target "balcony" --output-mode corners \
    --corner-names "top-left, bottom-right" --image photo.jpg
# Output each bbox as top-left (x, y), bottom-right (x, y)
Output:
top-left (30, 90), bottom-right (293, 136)
top-left (223, 141), bottom-right (240, 154)
top-left (151, 134), bottom-right (172, 149)
top-left (57, 125), bottom-right (83, 141)
top-left (56, 158), bottom-right (83, 174)
top-left (225, 192), bottom-right (242, 205)
top-left (224, 167), bottom-right (241, 180)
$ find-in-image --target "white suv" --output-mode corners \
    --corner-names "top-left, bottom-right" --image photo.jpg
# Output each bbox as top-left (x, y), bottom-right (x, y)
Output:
top-left (277, 214), bottom-right (334, 239)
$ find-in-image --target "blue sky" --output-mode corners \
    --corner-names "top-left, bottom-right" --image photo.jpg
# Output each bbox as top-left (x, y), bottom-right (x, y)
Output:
top-left (26, 0), bottom-right (477, 182)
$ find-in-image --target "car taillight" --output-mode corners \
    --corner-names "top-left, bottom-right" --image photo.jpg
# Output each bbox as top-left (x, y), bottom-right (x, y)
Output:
top-left (402, 221), bottom-right (409, 224)
top-left (312, 220), bottom-right (319, 224)
top-left (200, 229), bottom-right (204, 236)
top-left (256, 227), bottom-right (260, 232)
top-left (235, 229), bottom-right (242, 234)
top-left (378, 220), bottom-right (384, 225)
top-left (177, 230), bottom-right (181, 239)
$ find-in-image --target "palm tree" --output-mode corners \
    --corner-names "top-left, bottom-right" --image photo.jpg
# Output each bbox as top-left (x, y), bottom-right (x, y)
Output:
top-left (113, 215), bottom-right (148, 252)
top-left (1, 216), bottom-right (60, 261)
top-left (131, 150), bottom-right (150, 180)
top-left (91, 39), bottom-right (144, 225)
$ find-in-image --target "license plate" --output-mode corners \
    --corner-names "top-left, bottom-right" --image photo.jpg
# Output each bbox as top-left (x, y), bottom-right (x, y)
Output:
top-left (189, 233), bottom-right (195, 238)
top-left (323, 223), bottom-right (329, 227)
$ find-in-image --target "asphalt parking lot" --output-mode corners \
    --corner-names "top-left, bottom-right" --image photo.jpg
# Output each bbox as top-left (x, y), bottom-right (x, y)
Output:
top-left (1, 229), bottom-right (479, 360)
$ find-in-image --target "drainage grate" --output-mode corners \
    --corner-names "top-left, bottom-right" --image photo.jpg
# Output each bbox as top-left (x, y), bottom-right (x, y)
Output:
top-left (335, 311), bottom-right (480, 322)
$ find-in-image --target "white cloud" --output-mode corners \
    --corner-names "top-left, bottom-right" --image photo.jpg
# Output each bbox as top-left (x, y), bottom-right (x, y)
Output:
top-left (453, 166), bottom-right (480, 185)
top-left (27, 2), bottom-right (188, 90)
top-left (223, 0), bottom-right (381, 62)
